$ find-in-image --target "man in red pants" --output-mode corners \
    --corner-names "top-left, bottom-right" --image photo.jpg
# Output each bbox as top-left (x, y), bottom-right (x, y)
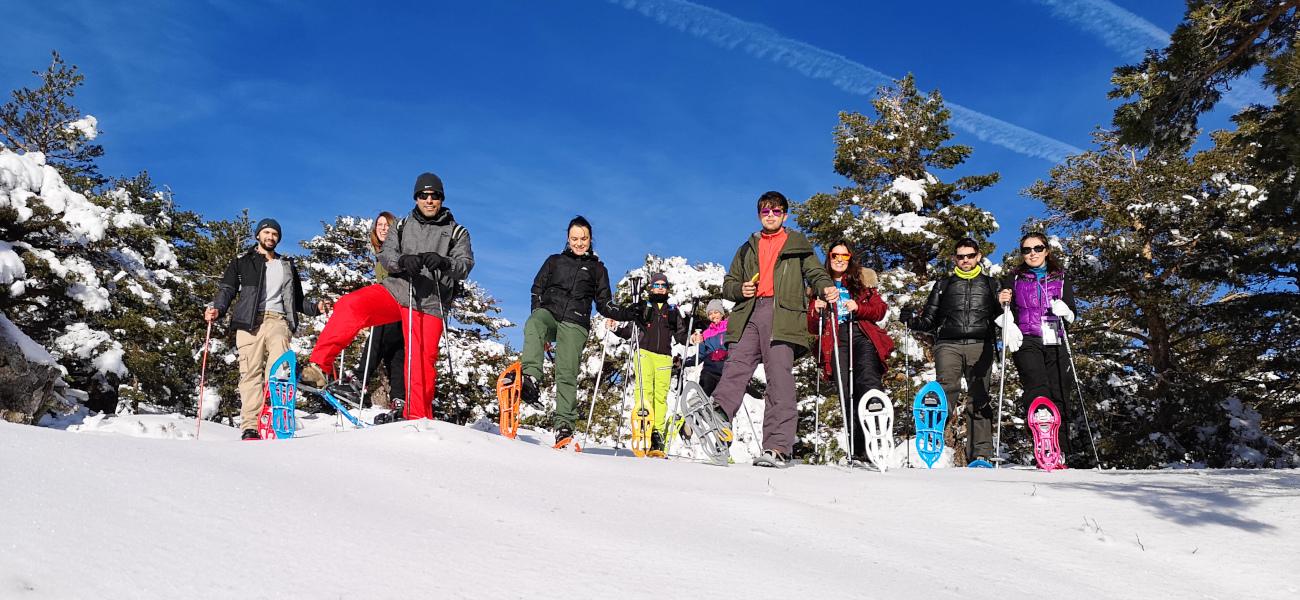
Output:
top-left (301, 172), bottom-right (474, 420)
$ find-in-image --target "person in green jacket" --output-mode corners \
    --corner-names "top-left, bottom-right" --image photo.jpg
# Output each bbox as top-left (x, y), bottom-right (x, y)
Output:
top-left (711, 191), bottom-right (837, 468)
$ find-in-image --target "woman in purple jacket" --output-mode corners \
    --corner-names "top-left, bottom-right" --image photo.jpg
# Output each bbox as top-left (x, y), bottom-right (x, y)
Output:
top-left (997, 232), bottom-right (1078, 462)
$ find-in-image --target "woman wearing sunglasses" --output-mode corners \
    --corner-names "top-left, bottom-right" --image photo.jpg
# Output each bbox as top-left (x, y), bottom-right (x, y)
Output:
top-left (997, 231), bottom-right (1078, 464)
top-left (807, 240), bottom-right (893, 464)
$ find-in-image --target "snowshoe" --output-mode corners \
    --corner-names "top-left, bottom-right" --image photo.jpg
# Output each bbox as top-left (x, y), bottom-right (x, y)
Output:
top-left (967, 458), bottom-right (994, 469)
top-left (631, 405), bottom-right (654, 458)
top-left (241, 429), bottom-right (260, 441)
top-left (496, 362), bottom-right (522, 439)
top-left (679, 382), bottom-right (732, 467)
top-left (912, 381), bottom-right (949, 468)
top-left (1028, 397), bottom-right (1064, 471)
top-left (856, 389), bottom-right (895, 472)
top-left (257, 350), bottom-right (298, 440)
top-left (752, 449), bottom-right (789, 469)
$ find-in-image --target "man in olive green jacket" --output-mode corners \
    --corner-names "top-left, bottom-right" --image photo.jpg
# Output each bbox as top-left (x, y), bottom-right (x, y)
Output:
top-left (712, 191), bottom-right (837, 468)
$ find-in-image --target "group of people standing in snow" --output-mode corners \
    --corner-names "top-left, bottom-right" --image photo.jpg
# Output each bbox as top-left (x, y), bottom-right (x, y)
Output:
top-left (206, 171), bottom-right (1080, 468)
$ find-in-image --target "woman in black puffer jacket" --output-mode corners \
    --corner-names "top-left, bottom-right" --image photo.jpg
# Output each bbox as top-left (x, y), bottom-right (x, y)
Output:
top-left (519, 216), bottom-right (638, 445)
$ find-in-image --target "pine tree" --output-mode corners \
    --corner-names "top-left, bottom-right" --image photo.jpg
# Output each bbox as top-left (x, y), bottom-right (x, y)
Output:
top-left (1027, 0), bottom-right (1300, 464)
top-left (0, 51), bottom-right (106, 190)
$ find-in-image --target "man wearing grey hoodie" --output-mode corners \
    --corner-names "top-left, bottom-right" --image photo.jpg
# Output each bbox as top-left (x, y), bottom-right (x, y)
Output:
top-left (303, 172), bottom-right (474, 421)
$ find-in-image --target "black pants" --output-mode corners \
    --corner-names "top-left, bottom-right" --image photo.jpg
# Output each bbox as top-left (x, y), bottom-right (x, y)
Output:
top-left (829, 321), bottom-right (883, 460)
top-left (1012, 335), bottom-right (1071, 456)
top-left (699, 368), bottom-right (722, 397)
top-left (359, 321), bottom-right (406, 403)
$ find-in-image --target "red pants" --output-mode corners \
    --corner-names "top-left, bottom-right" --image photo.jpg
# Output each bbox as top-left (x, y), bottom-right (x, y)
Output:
top-left (311, 284), bottom-right (443, 420)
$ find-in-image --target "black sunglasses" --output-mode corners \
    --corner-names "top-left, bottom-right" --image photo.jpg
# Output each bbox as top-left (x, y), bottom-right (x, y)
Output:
top-left (955, 251), bottom-right (978, 260)
top-left (1020, 244), bottom-right (1047, 255)
top-left (416, 191), bottom-right (444, 200)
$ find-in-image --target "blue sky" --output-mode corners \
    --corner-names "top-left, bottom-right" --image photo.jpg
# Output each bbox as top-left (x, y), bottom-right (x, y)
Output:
top-left (4, 0), bottom-right (1246, 347)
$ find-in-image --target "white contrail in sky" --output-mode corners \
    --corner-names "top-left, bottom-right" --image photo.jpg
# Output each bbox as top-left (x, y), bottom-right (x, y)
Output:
top-left (607, 0), bottom-right (1084, 163)
top-left (1028, 0), bottom-right (1272, 108)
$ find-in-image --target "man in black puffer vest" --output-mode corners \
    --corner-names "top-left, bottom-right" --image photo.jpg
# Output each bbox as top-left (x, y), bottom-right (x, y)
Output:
top-left (903, 237), bottom-right (1002, 464)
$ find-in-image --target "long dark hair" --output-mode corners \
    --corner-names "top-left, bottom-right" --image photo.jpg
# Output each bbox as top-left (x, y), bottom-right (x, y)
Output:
top-left (822, 239), bottom-right (868, 296)
top-left (1015, 231), bottom-right (1064, 274)
top-left (566, 215), bottom-right (594, 252)
top-left (370, 211), bottom-right (397, 253)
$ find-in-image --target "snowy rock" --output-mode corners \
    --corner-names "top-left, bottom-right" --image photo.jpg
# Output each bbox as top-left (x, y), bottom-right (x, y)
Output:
top-left (0, 313), bottom-right (73, 424)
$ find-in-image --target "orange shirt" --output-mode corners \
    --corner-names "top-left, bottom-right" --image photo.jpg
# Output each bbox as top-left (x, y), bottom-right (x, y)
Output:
top-left (756, 228), bottom-right (787, 297)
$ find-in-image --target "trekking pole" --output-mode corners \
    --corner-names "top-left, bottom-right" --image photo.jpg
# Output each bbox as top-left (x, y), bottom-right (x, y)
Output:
top-left (404, 283), bottom-right (414, 421)
top-left (827, 302), bottom-right (853, 460)
top-left (670, 308), bottom-right (696, 450)
top-left (358, 327), bottom-right (374, 409)
top-left (195, 319), bottom-right (213, 439)
top-left (813, 309), bottom-right (823, 462)
top-left (581, 334), bottom-right (609, 449)
top-left (1060, 324), bottom-right (1102, 469)
top-left (993, 304), bottom-right (1010, 469)
top-left (846, 299), bottom-right (856, 460)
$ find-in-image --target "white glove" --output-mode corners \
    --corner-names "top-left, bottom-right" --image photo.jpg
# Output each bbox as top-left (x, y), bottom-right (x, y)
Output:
top-left (996, 311), bottom-right (1022, 353)
top-left (1051, 299), bottom-right (1075, 323)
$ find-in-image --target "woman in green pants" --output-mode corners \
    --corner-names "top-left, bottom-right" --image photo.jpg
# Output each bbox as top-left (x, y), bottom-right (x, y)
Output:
top-left (521, 215), bottom-right (639, 447)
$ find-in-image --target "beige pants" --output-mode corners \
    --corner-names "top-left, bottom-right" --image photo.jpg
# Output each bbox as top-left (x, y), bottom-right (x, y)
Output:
top-left (235, 312), bottom-right (291, 431)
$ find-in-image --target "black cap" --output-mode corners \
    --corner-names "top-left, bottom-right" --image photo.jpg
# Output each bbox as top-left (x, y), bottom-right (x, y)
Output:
top-left (255, 218), bottom-right (281, 237)
top-left (413, 172), bottom-right (444, 199)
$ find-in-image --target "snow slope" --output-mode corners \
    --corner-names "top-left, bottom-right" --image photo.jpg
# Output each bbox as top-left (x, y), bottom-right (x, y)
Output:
top-left (2, 418), bottom-right (1296, 599)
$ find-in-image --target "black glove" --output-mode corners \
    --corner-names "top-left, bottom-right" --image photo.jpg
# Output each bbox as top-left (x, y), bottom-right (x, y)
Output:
top-left (899, 307), bottom-right (915, 326)
top-left (422, 252), bottom-right (450, 271)
top-left (397, 254), bottom-right (423, 274)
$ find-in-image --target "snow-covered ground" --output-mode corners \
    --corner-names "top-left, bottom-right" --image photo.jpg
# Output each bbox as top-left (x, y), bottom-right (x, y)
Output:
top-left (2, 416), bottom-right (1297, 599)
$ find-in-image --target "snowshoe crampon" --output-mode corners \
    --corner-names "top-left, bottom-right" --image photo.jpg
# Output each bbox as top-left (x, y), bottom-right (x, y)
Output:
top-left (912, 381), bottom-right (948, 468)
top-left (1028, 396), bottom-right (1064, 471)
top-left (679, 382), bottom-right (731, 466)
top-left (257, 350), bottom-right (298, 440)
top-left (373, 399), bottom-right (404, 425)
top-left (857, 389), bottom-right (895, 472)
top-left (496, 362), bottom-right (522, 439)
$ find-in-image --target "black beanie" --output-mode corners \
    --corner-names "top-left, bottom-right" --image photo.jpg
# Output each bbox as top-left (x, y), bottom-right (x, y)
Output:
top-left (413, 172), bottom-right (444, 199)
top-left (255, 218), bottom-right (281, 237)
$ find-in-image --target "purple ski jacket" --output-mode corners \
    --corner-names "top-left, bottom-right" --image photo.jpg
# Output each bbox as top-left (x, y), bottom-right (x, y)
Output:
top-left (1002, 268), bottom-right (1075, 338)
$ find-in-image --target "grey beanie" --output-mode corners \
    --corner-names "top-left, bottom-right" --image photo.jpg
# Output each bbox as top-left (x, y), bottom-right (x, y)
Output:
top-left (706, 299), bottom-right (726, 315)
top-left (254, 218), bottom-right (281, 237)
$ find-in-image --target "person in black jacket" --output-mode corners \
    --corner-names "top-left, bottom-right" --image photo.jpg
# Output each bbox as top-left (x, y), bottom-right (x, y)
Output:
top-left (608, 272), bottom-right (688, 457)
top-left (902, 237), bottom-right (1001, 464)
top-left (204, 218), bottom-right (330, 440)
top-left (520, 216), bottom-right (638, 447)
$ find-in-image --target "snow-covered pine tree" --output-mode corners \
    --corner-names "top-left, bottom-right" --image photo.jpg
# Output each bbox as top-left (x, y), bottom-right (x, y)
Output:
top-left (1, 53), bottom-right (216, 418)
top-left (791, 74), bottom-right (1001, 462)
top-left (1020, 0), bottom-right (1299, 467)
top-left (0, 51), bottom-right (105, 190)
top-left (440, 280), bottom-right (515, 425)
top-left (1109, 0), bottom-right (1298, 456)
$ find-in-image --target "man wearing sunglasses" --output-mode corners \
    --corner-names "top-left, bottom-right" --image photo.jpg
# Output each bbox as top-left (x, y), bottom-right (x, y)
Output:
top-left (610, 272), bottom-right (688, 458)
top-left (302, 172), bottom-right (474, 423)
top-left (902, 237), bottom-right (1002, 466)
top-left (712, 191), bottom-right (837, 468)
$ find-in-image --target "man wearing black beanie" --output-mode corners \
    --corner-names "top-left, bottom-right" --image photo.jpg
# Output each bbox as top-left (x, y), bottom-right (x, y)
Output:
top-left (303, 172), bottom-right (474, 422)
top-left (206, 217), bottom-right (330, 440)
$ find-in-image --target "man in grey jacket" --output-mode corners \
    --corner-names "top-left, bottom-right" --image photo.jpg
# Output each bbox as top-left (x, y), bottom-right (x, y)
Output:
top-left (302, 172), bottom-right (474, 420)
